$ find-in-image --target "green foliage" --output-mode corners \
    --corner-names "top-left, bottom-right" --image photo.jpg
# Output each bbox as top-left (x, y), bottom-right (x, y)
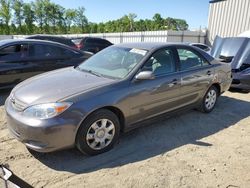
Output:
top-left (0, 1), bottom-right (189, 35)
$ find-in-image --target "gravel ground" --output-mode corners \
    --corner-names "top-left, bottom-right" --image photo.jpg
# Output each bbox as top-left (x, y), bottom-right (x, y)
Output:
top-left (0, 90), bottom-right (250, 188)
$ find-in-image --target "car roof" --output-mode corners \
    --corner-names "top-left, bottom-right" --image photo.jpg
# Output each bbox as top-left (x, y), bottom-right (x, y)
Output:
top-left (115, 42), bottom-right (193, 51)
top-left (27, 34), bottom-right (69, 39)
top-left (0, 38), bottom-right (69, 46)
top-left (72, 37), bottom-right (107, 40)
top-left (0, 38), bottom-right (84, 53)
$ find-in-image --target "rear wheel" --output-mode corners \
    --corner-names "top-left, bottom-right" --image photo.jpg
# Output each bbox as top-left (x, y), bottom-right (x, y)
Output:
top-left (76, 109), bottom-right (120, 155)
top-left (199, 85), bottom-right (218, 113)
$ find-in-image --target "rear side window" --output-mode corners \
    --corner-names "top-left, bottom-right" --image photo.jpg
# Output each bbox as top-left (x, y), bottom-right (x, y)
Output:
top-left (177, 48), bottom-right (209, 71)
top-left (29, 44), bottom-right (65, 58)
top-left (0, 44), bottom-right (29, 61)
top-left (86, 38), bottom-right (98, 44)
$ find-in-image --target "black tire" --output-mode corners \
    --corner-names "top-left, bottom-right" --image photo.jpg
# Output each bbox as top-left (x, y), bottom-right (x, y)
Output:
top-left (199, 85), bottom-right (218, 113)
top-left (76, 109), bottom-right (120, 155)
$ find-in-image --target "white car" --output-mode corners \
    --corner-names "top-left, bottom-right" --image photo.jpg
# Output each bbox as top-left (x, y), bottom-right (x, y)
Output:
top-left (190, 43), bottom-right (211, 54)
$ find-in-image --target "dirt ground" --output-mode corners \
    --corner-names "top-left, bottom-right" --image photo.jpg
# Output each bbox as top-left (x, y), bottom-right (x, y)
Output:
top-left (0, 90), bottom-right (250, 188)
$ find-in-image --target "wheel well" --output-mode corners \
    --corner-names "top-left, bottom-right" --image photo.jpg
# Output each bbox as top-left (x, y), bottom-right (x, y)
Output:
top-left (212, 83), bottom-right (221, 95)
top-left (101, 106), bottom-right (125, 132)
top-left (77, 106), bottom-right (125, 136)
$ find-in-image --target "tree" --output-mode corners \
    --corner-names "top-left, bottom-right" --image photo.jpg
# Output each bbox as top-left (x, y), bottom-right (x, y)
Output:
top-left (65, 9), bottom-right (77, 33)
top-left (32, 0), bottom-right (45, 33)
top-left (165, 17), bottom-right (177, 30)
top-left (23, 3), bottom-right (35, 34)
top-left (74, 6), bottom-right (87, 33)
top-left (0, 1), bottom-right (190, 35)
top-left (0, 0), bottom-right (12, 34)
top-left (175, 19), bottom-right (189, 31)
top-left (153, 13), bottom-right (164, 30)
top-left (12, 0), bottom-right (23, 33)
top-left (127, 13), bottom-right (137, 31)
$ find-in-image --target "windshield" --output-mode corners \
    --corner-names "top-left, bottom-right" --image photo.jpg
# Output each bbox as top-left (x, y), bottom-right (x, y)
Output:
top-left (77, 46), bottom-right (147, 79)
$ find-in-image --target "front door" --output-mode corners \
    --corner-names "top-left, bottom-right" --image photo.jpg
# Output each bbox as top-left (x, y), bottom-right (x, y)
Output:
top-left (127, 47), bottom-right (182, 126)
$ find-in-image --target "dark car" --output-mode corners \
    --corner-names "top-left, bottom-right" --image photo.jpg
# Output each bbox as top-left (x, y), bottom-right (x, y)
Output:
top-left (211, 36), bottom-right (250, 91)
top-left (5, 43), bottom-right (232, 155)
top-left (26, 35), bottom-right (77, 49)
top-left (71, 37), bottom-right (113, 53)
top-left (0, 39), bottom-right (92, 89)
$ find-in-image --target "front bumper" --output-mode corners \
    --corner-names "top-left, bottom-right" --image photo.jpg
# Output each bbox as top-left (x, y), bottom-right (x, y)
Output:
top-left (231, 72), bottom-right (250, 90)
top-left (5, 97), bottom-right (82, 152)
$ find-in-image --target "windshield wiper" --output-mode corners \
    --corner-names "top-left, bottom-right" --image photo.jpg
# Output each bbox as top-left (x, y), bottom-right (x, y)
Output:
top-left (87, 70), bottom-right (102, 77)
top-left (76, 67), bottom-right (102, 77)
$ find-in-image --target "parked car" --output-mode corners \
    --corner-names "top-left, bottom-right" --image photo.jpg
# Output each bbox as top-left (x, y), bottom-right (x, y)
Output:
top-left (189, 43), bottom-right (211, 54)
top-left (5, 43), bottom-right (232, 155)
top-left (211, 36), bottom-right (250, 91)
top-left (26, 35), bottom-right (77, 49)
top-left (71, 37), bottom-right (113, 53)
top-left (0, 39), bottom-right (92, 89)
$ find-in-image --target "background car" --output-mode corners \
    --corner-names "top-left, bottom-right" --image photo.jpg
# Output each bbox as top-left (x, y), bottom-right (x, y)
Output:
top-left (189, 43), bottom-right (211, 54)
top-left (26, 35), bottom-right (77, 49)
top-left (211, 36), bottom-right (250, 91)
top-left (71, 37), bottom-right (113, 53)
top-left (0, 39), bottom-right (92, 89)
top-left (5, 43), bottom-right (232, 156)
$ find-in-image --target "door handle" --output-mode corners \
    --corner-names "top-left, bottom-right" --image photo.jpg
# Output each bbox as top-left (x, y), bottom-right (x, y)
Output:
top-left (168, 79), bottom-right (178, 87)
top-left (171, 79), bottom-right (178, 84)
top-left (207, 70), bottom-right (212, 76)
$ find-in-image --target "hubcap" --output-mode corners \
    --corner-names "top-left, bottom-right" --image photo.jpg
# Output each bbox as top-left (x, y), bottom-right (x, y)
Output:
top-left (205, 89), bottom-right (217, 110)
top-left (86, 119), bottom-right (115, 150)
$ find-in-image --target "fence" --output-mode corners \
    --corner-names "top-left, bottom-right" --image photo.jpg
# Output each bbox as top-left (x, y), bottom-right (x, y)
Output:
top-left (3, 30), bottom-right (207, 44)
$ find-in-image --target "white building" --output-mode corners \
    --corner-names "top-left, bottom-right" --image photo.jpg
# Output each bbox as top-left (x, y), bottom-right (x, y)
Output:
top-left (208, 0), bottom-right (250, 44)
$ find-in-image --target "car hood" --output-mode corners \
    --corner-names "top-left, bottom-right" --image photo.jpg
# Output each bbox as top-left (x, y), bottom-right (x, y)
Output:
top-left (211, 36), bottom-right (250, 69)
top-left (11, 67), bottom-right (116, 105)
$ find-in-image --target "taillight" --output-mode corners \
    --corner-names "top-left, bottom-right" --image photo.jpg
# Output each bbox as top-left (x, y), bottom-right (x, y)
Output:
top-left (76, 43), bottom-right (83, 50)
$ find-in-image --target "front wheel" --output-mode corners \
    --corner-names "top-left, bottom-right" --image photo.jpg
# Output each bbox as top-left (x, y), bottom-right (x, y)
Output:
top-left (76, 109), bottom-right (120, 155)
top-left (199, 85), bottom-right (218, 113)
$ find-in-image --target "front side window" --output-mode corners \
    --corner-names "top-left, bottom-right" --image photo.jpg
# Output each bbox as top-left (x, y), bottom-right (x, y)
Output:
top-left (177, 48), bottom-right (209, 71)
top-left (0, 44), bottom-right (28, 61)
top-left (77, 46), bottom-right (147, 79)
top-left (142, 48), bottom-right (176, 76)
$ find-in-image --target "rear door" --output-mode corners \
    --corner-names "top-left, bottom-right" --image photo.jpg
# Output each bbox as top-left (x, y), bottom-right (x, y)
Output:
top-left (176, 47), bottom-right (214, 106)
top-left (0, 43), bottom-right (31, 87)
top-left (28, 43), bottom-right (85, 72)
top-left (127, 47), bottom-right (182, 125)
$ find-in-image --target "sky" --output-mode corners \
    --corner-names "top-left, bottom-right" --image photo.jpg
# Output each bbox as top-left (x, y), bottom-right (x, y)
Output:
top-left (25, 0), bottom-right (211, 30)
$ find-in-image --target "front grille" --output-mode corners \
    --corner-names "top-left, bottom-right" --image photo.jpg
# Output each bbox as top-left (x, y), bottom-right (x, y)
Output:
top-left (10, 95), bottom-right (27, 111)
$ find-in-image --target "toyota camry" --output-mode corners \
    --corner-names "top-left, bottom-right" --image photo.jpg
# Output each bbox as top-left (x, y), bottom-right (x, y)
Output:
top-left (5, 43), bottom-right (232, 155)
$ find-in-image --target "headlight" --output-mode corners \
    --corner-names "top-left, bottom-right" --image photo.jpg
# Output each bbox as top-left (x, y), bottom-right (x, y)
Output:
top-left (23, 102), bottom-right (72, 119)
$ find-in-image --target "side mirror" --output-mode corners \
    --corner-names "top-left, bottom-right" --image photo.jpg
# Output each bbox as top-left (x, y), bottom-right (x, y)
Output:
top-left (135, 71), bottom-right (155, 80)
top-left (219, 55), bottom-right (234, 63)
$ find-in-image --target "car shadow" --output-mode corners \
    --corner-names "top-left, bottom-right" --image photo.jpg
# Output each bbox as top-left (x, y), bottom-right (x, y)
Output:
top-left (0, 89), bottom-right (11, 106)
top-left (229, 88), bottom-right (250, 94)
top-left (25, 95), bottom-right (250, 174)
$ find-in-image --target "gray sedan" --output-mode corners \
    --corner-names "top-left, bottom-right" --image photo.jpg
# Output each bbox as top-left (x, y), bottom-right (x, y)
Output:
top-left (5, 43), bottom-right (232, 155)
